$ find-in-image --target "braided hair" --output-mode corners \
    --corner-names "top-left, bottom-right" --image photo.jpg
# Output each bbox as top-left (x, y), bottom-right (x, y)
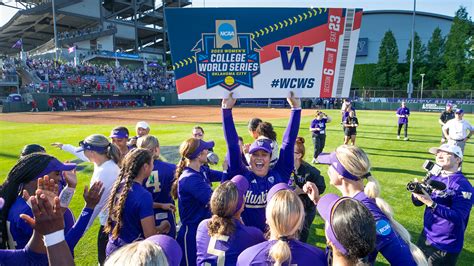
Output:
top-left (104, 148), bottom-right (153, 240)
top-left (0, 153), bottom-right (54, 248)
top-left (171, 138), bottom-right (200, 199)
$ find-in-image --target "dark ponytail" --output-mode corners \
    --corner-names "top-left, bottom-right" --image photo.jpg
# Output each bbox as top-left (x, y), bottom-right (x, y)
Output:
top-left (0, 153), bottom-right (53, 248)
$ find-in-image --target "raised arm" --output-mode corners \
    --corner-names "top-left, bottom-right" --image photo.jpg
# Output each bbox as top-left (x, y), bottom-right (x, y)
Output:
top-left (222, 94), bottom-right (247, 175)
top-left (275, 92), bottom-right (301, 180)
top-left (52, 143), bottom-right (89, 162)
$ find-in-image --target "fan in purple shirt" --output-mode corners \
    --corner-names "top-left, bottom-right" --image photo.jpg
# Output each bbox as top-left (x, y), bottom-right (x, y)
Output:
top-left (196, 175), bottom-right (265, 266)
top-left (237, 183), bottom-right (326, 265)
top-left (138, 135), bottom-right (177, 238)
top-left (412, 144), bottom-right (473, 265)
top-left (222, 92), bottom-right (301, 232)
top-left (316, 193), bottom-right (376, 266)
top-left (170, 138), bottom-right (215, 266)
top-left (317, 145), bottom-right (427, 265)
top-left (396, 101), bottom-right (410, 140)
top-left (0, 153), bottom-right (76, 249)
top-left (104, 148), bottom-right (157, 257)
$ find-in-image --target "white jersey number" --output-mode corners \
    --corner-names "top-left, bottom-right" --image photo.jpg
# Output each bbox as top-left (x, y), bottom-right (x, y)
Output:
top-left (146, 170), bottom-right (161, 193)
top-left (205, 235), bottom-right (230, 266)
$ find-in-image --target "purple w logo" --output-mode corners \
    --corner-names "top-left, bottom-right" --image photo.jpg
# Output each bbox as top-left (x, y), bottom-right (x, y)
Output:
top-left (277, 46), bottom-right (314, 70)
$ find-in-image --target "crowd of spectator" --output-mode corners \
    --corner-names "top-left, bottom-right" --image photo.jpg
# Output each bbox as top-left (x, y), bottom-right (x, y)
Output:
top-left (1, 57), bottom-right (19, 82)
top-left (45, 95), bottom-right (153, 112)
top-left (24, 58), bottom-right (175, 93)
top-left (58, 24), bottom-right (116, 41)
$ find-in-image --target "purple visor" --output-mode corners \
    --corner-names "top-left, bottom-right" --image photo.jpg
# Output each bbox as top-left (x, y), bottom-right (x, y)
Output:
top-left (110, 128), bottom-right (129, 139)
top-left (146, 235), bottom-right (182, 266)
top-left (231, 175), bottom-right (249, 214)
top-left (36, 157), bottom-right (76, 180)
top-left (266, 183), bottom-right (291, 203)
top-left (188, 139), bottom-right (214, 159)
top-left (75, 140), bottom-right (109, 153)
top-left (249, 138), bottom-right (272, 154)
top-left (317, 152), bottom-right (360, 181)
top-left (317, 193), bottom-right (350, 255)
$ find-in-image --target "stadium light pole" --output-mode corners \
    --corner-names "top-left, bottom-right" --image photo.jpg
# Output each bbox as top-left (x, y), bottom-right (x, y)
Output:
top-left (407, 0), bottom-right (416, 99)
top-left (420, 73), bottom-right (425, 100)
top-left (52, 0), bottom-right (59, 61)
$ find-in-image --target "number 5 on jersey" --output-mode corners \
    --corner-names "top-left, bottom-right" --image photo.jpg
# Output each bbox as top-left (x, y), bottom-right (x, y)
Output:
top-left (205, 235), bottom-right (230, 266)
top-left (146, 170), bottom-right (161, 193)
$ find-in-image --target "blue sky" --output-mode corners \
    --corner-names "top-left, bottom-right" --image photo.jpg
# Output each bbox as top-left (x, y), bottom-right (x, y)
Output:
top-left (0, 0), bottom-right (472, 28)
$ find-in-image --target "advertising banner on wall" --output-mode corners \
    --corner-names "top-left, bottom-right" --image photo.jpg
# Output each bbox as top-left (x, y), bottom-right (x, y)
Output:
top-left (165, 8), bottom-right (363, 99)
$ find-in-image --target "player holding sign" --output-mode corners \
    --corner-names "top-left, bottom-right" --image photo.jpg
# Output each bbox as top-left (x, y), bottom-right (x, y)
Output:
top-left (222, 92), bottom-right (300, 232)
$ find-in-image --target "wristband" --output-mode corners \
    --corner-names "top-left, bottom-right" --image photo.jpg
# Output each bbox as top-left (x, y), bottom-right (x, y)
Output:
top-left (43, 229), bottom-right (65, 247)
top-left (59, 186), bottom-right (75, 207)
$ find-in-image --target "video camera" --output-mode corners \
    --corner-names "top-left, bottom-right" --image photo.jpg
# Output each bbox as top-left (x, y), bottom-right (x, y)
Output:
top-left (406, 160), bottom-right (446, 194)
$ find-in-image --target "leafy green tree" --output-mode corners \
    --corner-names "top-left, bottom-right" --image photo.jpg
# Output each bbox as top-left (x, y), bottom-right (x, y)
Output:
top-left (375, 30), bottom-right (402, 88)
top-left (405, 32), bottom-right (426, 88)
top-left (441, 6), bottom-right (472, 90)
top-left (425, 27), bottom-right (445, 89)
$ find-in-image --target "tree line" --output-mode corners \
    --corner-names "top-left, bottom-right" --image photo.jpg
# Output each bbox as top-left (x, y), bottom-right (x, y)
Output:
top-left (355, 7), bottom-right (473, 92)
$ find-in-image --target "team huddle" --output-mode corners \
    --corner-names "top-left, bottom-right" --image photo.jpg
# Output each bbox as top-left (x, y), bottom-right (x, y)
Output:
top-left (0, 93), bottom-right (473, 266)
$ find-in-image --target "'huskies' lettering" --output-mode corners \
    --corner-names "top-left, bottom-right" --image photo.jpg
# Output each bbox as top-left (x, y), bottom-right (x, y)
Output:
top-left (245, 191), bottom-right (268, 205)
top-left (277, 46), bottom-right (314, 70)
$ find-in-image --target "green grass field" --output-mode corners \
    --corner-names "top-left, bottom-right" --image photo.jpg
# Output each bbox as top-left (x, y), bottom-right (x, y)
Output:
top-left (0, 108), bottom-right (473, 265)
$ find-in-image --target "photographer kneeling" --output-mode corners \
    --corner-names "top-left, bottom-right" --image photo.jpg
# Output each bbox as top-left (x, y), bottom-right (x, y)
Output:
top-left (412, 144), bottom-right (473, 265)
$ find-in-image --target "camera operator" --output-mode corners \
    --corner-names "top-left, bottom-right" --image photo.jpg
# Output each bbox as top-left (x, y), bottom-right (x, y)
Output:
top-left (411, 144), bottom-right (473, 265)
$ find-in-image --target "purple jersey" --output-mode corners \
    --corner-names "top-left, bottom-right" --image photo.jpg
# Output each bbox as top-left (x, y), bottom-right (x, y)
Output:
top-left (201, 164), bottom-right (226, 185)
top-left (66, 207), bottom-right (93, 251)
top-left (7, 197), bottom-right (74, 249)
top-left (342, 107), bottom-right (356, 122)
top-left (414, 172), bottom-right (473, 253)
top-left (106, 182), bottom-right (154, 256)
top-left (223, 108), bottom-right (300, 232)
top-left (353, 192), bottom-right (416, 265)
top-left (310, 118), bottom-right (328, 135)
top-left (0, 247), bottom-right (48, 266)
top-left (177, 167), bottom-right (213, 225)
top-left (143, 159), bottom-right (176, 237)
top-left (196, 218), bottom-right (265, 266)
top-left (237, 239), bottom-right (326, 266)
top-left (396, 107), bottom-right (410, 124)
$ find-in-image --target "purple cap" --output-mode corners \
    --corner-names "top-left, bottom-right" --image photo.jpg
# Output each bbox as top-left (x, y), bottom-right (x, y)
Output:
top-left (317, 194), bottom-right (350, 255)
top-left (231, 175), bottom-right (249, 214)
top-left (266, 183), bottom-right (291, 202)
top-left (455, 108), bottom-right (464, 114)
top-left (188, 139), bottom-right (215, 159)
top-left (317, 152), bottom-right (360, 181)
top-left (446, 103), bottom-right (453, 107)
top-left (249, 138), bottom-right (272, 154)
top-left (0, 197), bottom-right (4, 210)
top-left (110, 128), bottom-right (129, 139)
top-left (75, 140), bottom-right (109, 153)
top-left (146, 235), bottom-right (182, 266)
top-left (36, 157), bottom-right (76, 179)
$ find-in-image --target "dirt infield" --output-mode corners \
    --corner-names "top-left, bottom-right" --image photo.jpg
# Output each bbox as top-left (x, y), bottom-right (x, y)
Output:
top-left (0, 106), bottom-right (316, 125)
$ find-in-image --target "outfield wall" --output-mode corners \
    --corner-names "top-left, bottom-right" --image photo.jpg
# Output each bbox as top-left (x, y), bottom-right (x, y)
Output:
top-left (2, 93), bottom-right (473, 113)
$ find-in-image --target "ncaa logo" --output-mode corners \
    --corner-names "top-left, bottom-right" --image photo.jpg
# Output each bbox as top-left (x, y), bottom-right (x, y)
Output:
top-left (218, 23), bottom-right (235, 40)
top-left (376, 220), bottom-right (392, 236)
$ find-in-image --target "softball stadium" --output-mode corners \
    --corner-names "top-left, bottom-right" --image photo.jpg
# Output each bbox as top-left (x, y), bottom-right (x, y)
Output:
top-left (0, 1), bottom-right (473, 266)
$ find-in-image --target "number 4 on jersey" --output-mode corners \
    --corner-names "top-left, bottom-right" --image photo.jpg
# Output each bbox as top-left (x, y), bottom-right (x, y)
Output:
top-left (146, 170), bottom-right (161, 193)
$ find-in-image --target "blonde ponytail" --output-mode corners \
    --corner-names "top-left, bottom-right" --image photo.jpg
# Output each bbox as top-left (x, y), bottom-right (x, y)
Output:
top-left (269, 239), bottom-right (291, 266)
top-left (364, 175), bottom-right (427, 266)
top-left (266, 190), bottom-right (304, 265)
top-left (336, 145), bottom-right (428, 266)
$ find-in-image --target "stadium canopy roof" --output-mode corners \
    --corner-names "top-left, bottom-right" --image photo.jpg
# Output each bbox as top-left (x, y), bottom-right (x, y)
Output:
top-left (0, 0), bottom-right (98, 55)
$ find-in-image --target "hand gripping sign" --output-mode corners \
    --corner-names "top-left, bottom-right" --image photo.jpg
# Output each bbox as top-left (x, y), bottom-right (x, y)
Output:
top-left (165, 8), bottom-right (363, 99)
